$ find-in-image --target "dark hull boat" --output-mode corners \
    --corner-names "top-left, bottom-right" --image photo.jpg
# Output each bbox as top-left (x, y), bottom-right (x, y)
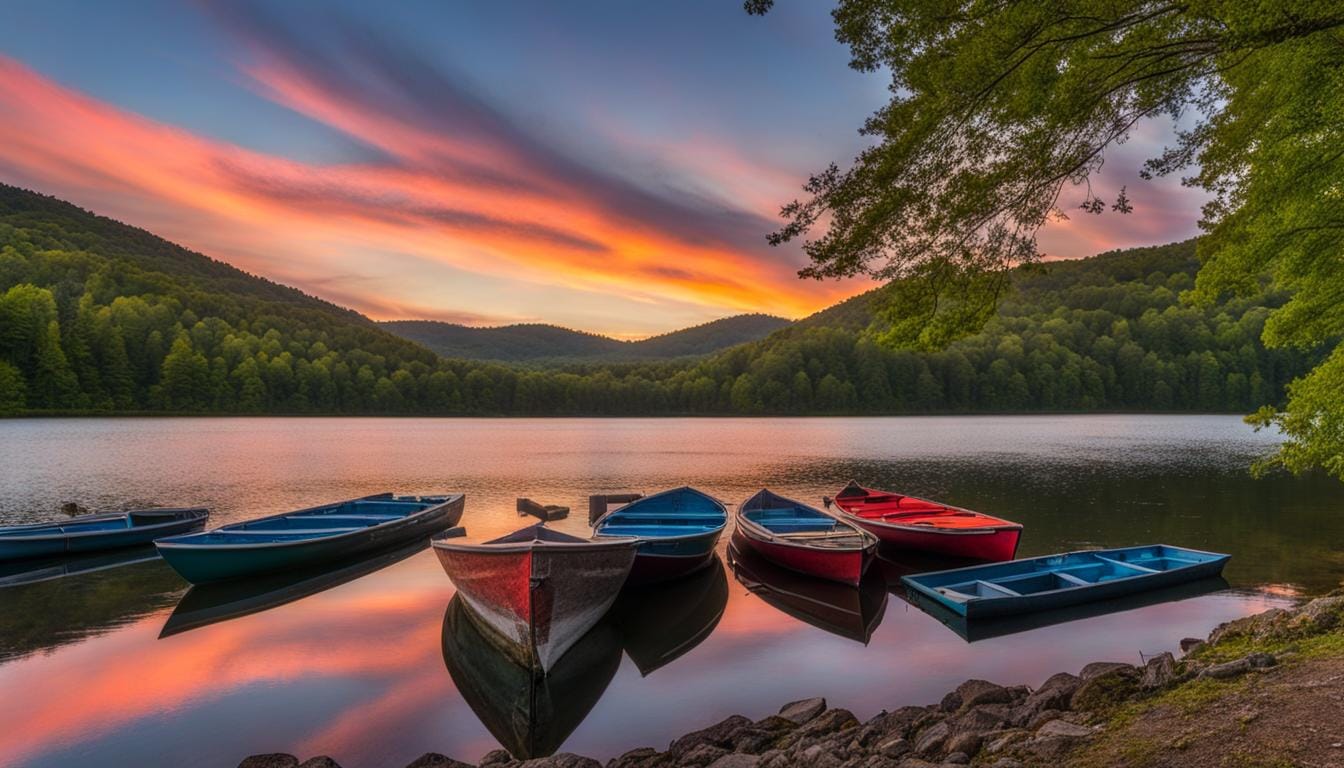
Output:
top-left (593, 486), bottom-right (727, 584)
top-left (156, 493), bottom-right (462, 584)
top-left (442, 595), bottom-right (622, 760)
top-left (905, 575), bottom-right (1231, 642)
top-left (611, 555), bottom-right (728, 676)
top-left (0, 508), bottom-right (208, 560)
top-left (727, 540), bottom-right (888, 644)
top-left (902, 544), bottom-right (1231, 620)
top-left (160, 536), bottom-right (442, 638)
top-left (734, 489), bottom-right (876, 585)
top-left (828, 482), bottom-right (1021, 562)
top-left (433, 524), bottom-right (639, 674)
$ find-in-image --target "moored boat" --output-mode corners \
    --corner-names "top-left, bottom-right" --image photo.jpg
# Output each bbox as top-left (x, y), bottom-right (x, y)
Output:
top-left (432, 524), bottom-right (639, 674)
top-left (827, 481), bottom-right (1021, 562)
top-left (592, 486), bottom-right (726, 584)
top-left (0, 508), bottom-right (209, 561)
top-left (734, 489), bottom-right (876, 585)
top-left (901, 544), bottom-right (1231, 620)
top-left (156, 493), bottom-right (462, 584)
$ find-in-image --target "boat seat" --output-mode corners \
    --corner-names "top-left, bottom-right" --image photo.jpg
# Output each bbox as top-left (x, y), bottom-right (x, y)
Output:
top-left (1093, 555), bottom-right (1159, 574)
top-left (224, 527), bottom-right (365, 536)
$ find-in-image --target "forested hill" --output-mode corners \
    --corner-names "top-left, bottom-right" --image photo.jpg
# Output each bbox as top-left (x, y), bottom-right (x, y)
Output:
top-left (0, 184), bottom-right (1321, 416)
top-left (381, 314), bottom-right (789, 363)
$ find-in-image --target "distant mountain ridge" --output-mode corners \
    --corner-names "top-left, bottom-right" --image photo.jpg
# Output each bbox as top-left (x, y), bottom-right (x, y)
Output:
top-left (381, 313), bottom-right (790, 363)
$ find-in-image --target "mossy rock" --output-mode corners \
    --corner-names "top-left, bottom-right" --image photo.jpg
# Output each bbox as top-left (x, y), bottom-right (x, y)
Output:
top-left (1070, 668), bottom-right (1142, 714)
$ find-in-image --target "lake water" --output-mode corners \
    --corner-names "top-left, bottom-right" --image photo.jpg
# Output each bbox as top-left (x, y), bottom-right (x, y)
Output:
top-left (0, 416), bottom-right (1341, 767)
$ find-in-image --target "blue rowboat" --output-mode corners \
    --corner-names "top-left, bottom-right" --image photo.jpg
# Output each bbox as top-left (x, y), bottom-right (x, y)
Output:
top-left (901, 544), bottom-right (1230, 620)
top-left (592, 486), bottom-right (727, 585)
top-left (156, 493), bottom-right (463, 584)
top-left (0, 508), bottom-right (209, 561)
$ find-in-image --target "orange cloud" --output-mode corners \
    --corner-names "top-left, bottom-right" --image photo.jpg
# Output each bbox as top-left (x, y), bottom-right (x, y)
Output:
top-left (0, 54), bottom-right (865, 337)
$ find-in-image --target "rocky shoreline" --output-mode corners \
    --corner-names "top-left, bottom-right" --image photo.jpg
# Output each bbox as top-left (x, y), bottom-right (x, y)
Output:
top-left (241, 593), bottom-right (1344, 768)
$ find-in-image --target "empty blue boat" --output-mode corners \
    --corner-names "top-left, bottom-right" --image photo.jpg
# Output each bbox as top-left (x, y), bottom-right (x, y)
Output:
top-left (0, 508), bottom-right (209, 561)
top-left (593, 486), bottom-right (726, 584)
top-left (156, 493), bottom-right (463, 584)
top-left (901, 544), bottom-right (1230, 619)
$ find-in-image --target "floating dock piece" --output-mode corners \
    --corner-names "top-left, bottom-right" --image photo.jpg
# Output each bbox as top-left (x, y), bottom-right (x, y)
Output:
top-left (517, 498), bottom-right (570, 521)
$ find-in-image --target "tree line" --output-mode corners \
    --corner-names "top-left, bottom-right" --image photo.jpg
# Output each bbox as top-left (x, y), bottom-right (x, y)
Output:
top-left (0, 204), bottom-right (1319, 418)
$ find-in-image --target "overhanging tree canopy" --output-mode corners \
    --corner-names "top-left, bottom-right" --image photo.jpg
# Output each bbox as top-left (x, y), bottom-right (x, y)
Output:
top-left (749, 0), bottom-right (1344, 479)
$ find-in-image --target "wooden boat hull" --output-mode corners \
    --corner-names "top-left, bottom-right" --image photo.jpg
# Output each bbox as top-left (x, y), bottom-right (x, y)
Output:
top-left (433, 525), bottom-right (638, 674)
top-left (592, 486), bottom-right (728, 586)
top-left (852, 520), bottom-right (1020, 562)
top-left (734, 489), bottom-right (876, 585)
top-left (157, 494), bottom-right (462, 584)
top-left (902, 544), bottom-right (1231, 620)
top-left (0, 508), bottom-right (209, 561)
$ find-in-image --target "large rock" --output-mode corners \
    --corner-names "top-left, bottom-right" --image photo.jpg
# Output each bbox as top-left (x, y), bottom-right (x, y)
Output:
top-left (913, 721), bottom-right (949, 756)
top-left (729, 727), bottom-right (786, 754)
top-left (1290, 596), bottom-right (1344, 633)
top-left (950, 706), bottom-right (1006, 736)
top-left (669, 715), bottom-right (752, 757)
top-left (296, 760), bottom-right (340, 768)
top-left (479, 751), bottom-right (514, 767)
top-left (797, 708), bottom-right (858, 738)
top-left (779, 697), bottom-right (827, 724)
top-left (606, 747), bottom-right (661, 768)
top-left (944, 731), bottom-right (982, 758)
top-left (518, 756), bottom-right (601, 768)
top-left (1035, 720), bottom-right (1093, 738)
top-left (951, 680), bottom-right (1012, 711)
top-left (1070, 664), bottom-right (1140, 713)
top-left (405, 755), bottom-right (472, 768)
top-left (1009, 672), bottom-right (1079, 726)
top-left (705, 755), bottom-right (761, 768)
top-left (857, 707), bottom-right (932, 746)
top-left (1207, 608), bottom-right (1291, 645)
top-left (678, 744), bottom-right (729, 767)
top-left (239, 756), bottom-right (299, 768)
top-left (1139, 652), bottom-right (1181, 689)
top-left (875, 737), bottom-right (911, 759)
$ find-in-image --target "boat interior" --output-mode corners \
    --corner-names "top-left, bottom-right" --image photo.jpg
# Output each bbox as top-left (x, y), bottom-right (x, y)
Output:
top-left (915, 546), bottom-right (1222, 601)
top-left (743, 506), bottom-right (842, 534)
top-left (177, 499), bottom-right (433, 544)
top-left (597, 491), bottom-right (725, 537)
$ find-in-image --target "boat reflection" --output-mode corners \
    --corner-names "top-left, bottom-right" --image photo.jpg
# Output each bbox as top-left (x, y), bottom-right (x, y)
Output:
top-left (0, 544), bottom-right (162, 588)
top-left (902, 574), bottom-right (1232, 642)
top-left (611, 555), bottom-right (728, 676)
top-left (159, 539), bottom-right (430, 638)
top-left (727, 542), bottom-right (888, 644)
top-left (442, 595), bottom-right (622, 760)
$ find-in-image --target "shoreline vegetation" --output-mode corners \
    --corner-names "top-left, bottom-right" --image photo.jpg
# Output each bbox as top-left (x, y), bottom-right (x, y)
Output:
top-left (242, 590), bottom-right (1344, 768)
top-left (0, 185), bottom-right (1323, 420)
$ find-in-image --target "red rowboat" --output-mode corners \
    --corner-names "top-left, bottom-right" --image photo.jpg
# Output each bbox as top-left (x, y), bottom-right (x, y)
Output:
top-left (733, 489), bottom-right (877, 585)
top-left (432, 524), bottom-right (639, 674)
top-left (826, 482), bottom-right (1021, 562)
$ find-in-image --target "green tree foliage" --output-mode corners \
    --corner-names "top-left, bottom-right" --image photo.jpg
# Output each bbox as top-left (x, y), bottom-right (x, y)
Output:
top-left (746, 1), bottom-right (1344, 478)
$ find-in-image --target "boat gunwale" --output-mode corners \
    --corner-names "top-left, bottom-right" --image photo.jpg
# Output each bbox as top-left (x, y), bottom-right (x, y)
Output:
top-left (591, 485), bottom-right (728, 545)
top-left (0, 507), bottom-right (210, 542)
top-left (736, 490), bottom-right (877, 554)
top-left (156, 494), bottom-right (461, 552)
top-left (901, 545), bottom-right (1231, 608)
top-left (430, 532), bottom-right (641, 556)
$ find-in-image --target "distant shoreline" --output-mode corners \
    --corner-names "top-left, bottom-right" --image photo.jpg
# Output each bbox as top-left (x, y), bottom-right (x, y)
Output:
top-left (1, 410), bottom-right (1256, 420)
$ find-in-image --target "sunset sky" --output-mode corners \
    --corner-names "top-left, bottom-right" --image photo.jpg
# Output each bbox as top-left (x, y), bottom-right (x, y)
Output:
top-left (0, 0), bottom-right (1208, 338)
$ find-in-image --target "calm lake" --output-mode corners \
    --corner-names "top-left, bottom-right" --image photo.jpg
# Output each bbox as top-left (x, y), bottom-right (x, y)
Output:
top-left (1, 416), bottom-right (1341, 767)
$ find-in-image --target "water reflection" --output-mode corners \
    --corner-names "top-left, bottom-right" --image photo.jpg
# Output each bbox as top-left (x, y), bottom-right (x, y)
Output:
top-left (442, 596), bottom-right (622, 760)
top-left (160, 541), bottom-right (430, 638)
top-left (0, 545), bottom-right (161, 588)
top-left (611, 557), bottom-right (728, 676)
top-left (728, 543), bottom-right (888, 644)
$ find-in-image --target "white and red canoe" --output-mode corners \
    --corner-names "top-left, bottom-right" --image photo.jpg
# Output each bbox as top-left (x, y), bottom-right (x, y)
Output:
top-left (432, 524), bottom-right (639, 674)
top-left (732, 489), bottom-right (877, 586)
top-left (826, 482), bottom-right (1022, 562)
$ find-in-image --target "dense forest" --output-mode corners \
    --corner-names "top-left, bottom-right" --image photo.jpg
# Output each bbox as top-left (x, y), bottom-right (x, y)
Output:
top-left (0, 184), bottom-right (1320, 416)
top-left (381, 313), bottom-right (789, 364)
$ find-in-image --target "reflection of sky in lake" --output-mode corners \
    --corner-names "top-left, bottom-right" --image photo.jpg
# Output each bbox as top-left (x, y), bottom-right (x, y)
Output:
top-left (0, 416), bottom-right (1338, 767)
